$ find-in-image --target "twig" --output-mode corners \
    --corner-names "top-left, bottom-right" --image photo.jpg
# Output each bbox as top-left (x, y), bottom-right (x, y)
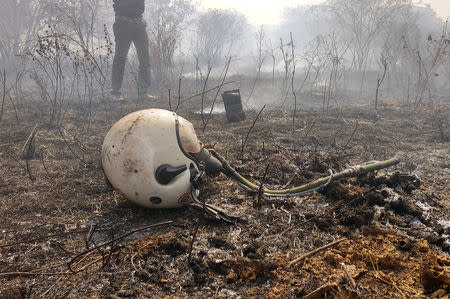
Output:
top-left (41, 276), bottom-right (63, 297)
top-left (174, 78), bottom-right (182, 111)
top-left (289, 238), bottom-right (346, 266)
top-left (168, 88), bottom-right (171, 110)
top-left (332, 123), bottom-right (345, 146)
top-left (271, 199), bottom-right (358, 238)
top-left (51, 242), bottom-right (77, 255)
top-left (4, 149), bottom-right (26, 172)
top-left (187, 223), bottom-right (199, 264)
top-left (0, 69), bottom-right (5, 122)
top-left (85, 223), bottom-right (96, 249)
top-left (22, 125), bottom-right (38, 182)
top-left (304, 282), bottom-right (339, 299)
top-left (25, 152), bottom-right (34, 182)
top-left (340, 262), bottom-right (357, 289)
top-left (177, 80), bottom-right (235, 108)
top-left (290, 32), bottom-right (297, 127)
top-left (200, 66), bottom-right (212, 124)
top-left (371, 273), bottom-right (406, 298)
top-left (0, 229), bottom-right (91, 248)
top-left (8, 90), bottom-right (19, 125)
top-left (74, 256), bottom-right (105, 274)
top-left (57, 126), bottom-right (88, 165)
top-left (303, 119), bottom-right (317, 139)
top-left (40, 149), bottom-right (50, 176)
top-left (0, 271), bottom-right (74, 278)
top-left (21, 125), bottom-right (38, 159)
top-left (66, 130), bottom-right (88, 156)
top-left (102, 240), bottom-right (119, 269)
top-left (282, 174), bottom-right (297, 189)
top-left (0, 260), bottom-right (69, 277)
top-left (257, 163), bottom-right (271, 204)
top-left (130, 252), bottom-right (140, 274)
top-left (202, 56), bottom-right (232, 132)
top-left (68, 220), bottom-right (173, 273)
top-left (241, 105), bottom-right (266, 156)
top-left (342, 121), bottom-right (359, 150)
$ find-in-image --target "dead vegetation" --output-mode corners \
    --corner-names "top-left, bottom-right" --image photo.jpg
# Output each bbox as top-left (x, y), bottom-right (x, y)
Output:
top-left (0, 100), bottom-right (449, 298)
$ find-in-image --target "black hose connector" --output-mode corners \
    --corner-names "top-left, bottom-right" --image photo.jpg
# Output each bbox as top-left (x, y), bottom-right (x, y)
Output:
top-left (197, 148), bottom-right (223, 175)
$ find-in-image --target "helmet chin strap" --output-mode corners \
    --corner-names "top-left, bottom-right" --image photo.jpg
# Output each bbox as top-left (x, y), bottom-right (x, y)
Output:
top-left (174, 113), bottom-right (199, 166)
top-left (173, 113), bottom-right (208, 200)
top-left (189, 183), bottom-right (238, 223)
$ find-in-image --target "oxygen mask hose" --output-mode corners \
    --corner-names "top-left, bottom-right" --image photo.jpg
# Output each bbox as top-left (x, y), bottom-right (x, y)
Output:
top-left (207, 149), bottom-right (400, 198)
top-left (196, 147), bottom-right (224, 175)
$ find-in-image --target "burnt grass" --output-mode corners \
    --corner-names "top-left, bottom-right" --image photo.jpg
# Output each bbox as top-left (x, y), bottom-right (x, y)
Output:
top-left (0, 98), bottom-right (449, 298)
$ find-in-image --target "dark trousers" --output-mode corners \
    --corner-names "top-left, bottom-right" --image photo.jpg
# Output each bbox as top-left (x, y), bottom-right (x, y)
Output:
top-left (111, 18), bottom-right (151, 95)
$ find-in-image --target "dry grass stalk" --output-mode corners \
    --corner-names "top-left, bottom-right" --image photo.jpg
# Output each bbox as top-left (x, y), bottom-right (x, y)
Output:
top-left (289, 238), bottom-right (346, 266)
top-left (241, 104), bottom-right (266, 156)
top-left (21, 124), bottom-right (38, 160)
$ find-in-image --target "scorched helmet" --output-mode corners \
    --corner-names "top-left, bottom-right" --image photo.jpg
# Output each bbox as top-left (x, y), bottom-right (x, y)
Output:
top-left (101, 108), bottom-right (204, 208)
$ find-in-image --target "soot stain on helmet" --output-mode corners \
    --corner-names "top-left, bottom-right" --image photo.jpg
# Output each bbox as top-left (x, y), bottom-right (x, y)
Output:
top-left (121, 114), bottom-right (143, 144)
top-left (123, 158), bottom-right (141, 174)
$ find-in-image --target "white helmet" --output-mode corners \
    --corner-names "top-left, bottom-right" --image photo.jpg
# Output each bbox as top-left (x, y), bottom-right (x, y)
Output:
top-left (102, 108), bottom-right (204, 208)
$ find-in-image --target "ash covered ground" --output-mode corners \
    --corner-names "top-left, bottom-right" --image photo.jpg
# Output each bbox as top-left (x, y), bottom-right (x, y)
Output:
top-left (0, 98), bottom-right (449, 298)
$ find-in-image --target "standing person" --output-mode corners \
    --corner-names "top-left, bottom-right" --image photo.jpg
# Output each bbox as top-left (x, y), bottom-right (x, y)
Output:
top-left (110, 0), bottom-right (156, 101)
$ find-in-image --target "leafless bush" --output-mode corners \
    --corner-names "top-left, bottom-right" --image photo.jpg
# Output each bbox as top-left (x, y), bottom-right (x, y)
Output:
top-left (145, 0), bottom-right (196, 85)
top-left (247, 26), bottom-right (267, 103)
top-left (296, 33), bottom-right (348, 112)
top-left (27, 34), bottom-right (71, 128)
top-left (413, 21), bottom-right (449, 109)
top-left (194, 8), bottom-right (249, 67)
top-left (375, 54), bottom-right (389, 110)
top-left (279, 37), bottom-right (293, 101)
top-left (25, 25), bottom-right (112, 128)
top-left (0, 0), bottom-right (47, 68)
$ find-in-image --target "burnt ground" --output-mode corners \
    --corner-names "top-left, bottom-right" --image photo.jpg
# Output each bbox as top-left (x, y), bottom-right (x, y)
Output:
top-left (0, 97), bottom-right (449, 298)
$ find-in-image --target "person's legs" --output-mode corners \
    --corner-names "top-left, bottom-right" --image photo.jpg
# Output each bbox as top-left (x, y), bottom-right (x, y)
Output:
top-left (111, 20), bottom-right (133, 96)
top-left (132, 20), bottom-right (152, 97)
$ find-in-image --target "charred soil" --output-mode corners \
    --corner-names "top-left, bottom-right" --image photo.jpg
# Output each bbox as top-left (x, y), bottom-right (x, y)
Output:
top-left (0, 99), bottom-right (449, 298)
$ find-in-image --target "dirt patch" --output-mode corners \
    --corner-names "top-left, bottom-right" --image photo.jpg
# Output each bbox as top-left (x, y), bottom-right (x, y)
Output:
top-left (270, 227), bottom-right (450, 298)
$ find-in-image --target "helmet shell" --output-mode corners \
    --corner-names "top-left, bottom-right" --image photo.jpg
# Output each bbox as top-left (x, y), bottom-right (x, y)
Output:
top-left (102, 109), bottom-right (201, 208)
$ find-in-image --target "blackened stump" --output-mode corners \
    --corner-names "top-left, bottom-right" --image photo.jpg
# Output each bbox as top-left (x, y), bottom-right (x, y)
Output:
top-left (222, 89), bottom-right (246, 123)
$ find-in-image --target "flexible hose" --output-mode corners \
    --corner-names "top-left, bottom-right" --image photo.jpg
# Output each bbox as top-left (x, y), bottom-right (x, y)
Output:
top-left (221, 162), bottom-right (334, 197)
top-left (210, 150), bottom-right (400, 198)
